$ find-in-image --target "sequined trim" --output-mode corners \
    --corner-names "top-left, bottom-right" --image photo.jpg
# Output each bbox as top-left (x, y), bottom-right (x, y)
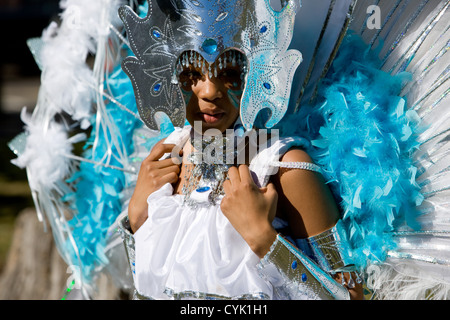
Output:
top-left (307, 220), bottom-right (356, 273)
top-left (387, 251), bottom-right (450, 266)
top-left (270, 161), bottom-right (322, 173)
top-left (390, 230), bottom-right (450, 237)
top-left (117, 215), bottom-right (136, 276)
top-left (258, 234), bottom-right (350, 300)
top-left (133, 288), bottom-right (270, 300)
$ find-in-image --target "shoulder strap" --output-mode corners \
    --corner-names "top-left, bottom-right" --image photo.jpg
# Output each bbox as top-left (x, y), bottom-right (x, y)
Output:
top-left (249, 136), bottom-right (320, 187)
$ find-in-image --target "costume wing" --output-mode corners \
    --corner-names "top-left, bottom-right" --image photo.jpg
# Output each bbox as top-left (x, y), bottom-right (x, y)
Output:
top-left (8, 0), bottom-right (169, 298)
top-left (351, 0), bottom-right (450, 299)
top-left (283, 0), bottom-right (450, 299)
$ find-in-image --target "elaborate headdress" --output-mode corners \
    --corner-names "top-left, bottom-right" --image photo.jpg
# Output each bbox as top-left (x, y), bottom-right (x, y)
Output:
top-left (119, 0), bottom-right (302, 131)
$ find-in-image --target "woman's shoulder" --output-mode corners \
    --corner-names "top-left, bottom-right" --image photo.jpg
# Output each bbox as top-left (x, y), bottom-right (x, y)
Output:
top-left (272, 147), bottom-right (320, 187)
top-left (279, 146), bottom-right (314, 164)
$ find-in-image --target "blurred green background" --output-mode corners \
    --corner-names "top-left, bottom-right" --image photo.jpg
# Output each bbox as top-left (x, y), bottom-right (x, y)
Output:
top-left (0, 0), bottom-right (60, 272)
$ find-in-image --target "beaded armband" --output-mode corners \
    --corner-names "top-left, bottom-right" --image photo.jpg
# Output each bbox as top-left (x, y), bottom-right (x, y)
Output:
top-left (270, 161), bottom-right (322, 173)
top-left (258, 234), bottom-right (350, 300)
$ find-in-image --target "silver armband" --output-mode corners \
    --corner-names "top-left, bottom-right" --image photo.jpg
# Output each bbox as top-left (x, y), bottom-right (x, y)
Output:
top-left (307, 220), bottom-right (355, 273)
top-left (305, 220), bottom-right (363, 289)
top-left (118, 215), bottom-right (136, 277)
top-left (258, 234), bottom-right (350, 300)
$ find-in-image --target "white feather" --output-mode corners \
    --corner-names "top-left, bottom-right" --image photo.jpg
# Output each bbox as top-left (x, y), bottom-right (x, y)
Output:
top-left (12, 108), bottom-right (86, 190)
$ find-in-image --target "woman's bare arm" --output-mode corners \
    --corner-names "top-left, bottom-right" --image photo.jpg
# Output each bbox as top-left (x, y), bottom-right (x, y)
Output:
top-left (271, 147), bottom-right (364, 300)
top-left (271, 147), bottom-right (339, 239)
top-left (221, 148), bottom-right (363, 300)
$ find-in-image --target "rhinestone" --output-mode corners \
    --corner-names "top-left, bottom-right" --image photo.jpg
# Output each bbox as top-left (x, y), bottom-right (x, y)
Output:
top-left (341, 273), bottom-right (347, 286)
top-left (196, 186), bottom-right (211, 193)
top-left (216, 12), bottom-right (228, 22)
top-left (153, 83), bottom-right (162, 92)
top-left (202, 38), bottom-right (218, 55)
top-left (291, 261), bottom-right (297, 270)
top-left (191, 13), bottom-right (203, 23)
top-left (301, 273), bottom-right (307, 282)
top-left (152, 29), bottom-right (161, 39)
top-left (356, 276), bottom-right (363, 284)
top-left (348, 278), bottom-right (356, 289)
top-left (263, 82), bottom-right (271, 90)
top-left (260, 25), bottom-right (268, 33)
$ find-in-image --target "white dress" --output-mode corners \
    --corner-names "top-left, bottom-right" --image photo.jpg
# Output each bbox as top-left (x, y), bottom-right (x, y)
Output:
top-left (132, 126), bottom-right (312, 299)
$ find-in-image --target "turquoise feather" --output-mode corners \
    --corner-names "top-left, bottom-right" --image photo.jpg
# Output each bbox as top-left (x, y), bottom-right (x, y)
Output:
top-left (275, 32), bottom-right (424, 269)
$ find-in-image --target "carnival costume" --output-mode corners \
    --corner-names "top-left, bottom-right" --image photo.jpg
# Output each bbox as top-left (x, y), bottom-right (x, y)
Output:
top-left (9, 0), bottom-right (450, 300)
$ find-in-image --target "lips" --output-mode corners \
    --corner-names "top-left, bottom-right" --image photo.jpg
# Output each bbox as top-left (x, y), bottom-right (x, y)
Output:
top-left (198, 111), bottom-right (225, 124)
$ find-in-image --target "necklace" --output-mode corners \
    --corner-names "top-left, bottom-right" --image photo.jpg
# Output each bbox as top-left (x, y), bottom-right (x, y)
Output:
top-left (181, 134), bottom-right (232, 208)
top-left (181, 130), bottom-right (250, 208)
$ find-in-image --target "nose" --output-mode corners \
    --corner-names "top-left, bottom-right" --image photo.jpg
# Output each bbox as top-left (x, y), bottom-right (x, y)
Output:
top-left (195, 75), bottom-right (223, 102)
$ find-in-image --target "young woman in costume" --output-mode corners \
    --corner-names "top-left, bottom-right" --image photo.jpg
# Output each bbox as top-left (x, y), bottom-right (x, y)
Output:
top-left (119, 0), bottom-right (362, 300)
top-left (11, 0), bottom-right (449, 300)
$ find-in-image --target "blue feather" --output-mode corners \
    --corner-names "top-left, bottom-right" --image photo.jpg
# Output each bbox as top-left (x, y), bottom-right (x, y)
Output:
top-left (275, 32), bottom-right (423, 269)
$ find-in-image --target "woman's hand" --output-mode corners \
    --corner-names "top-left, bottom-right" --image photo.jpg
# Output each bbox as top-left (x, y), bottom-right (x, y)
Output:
top-left (220, 165), bottom-right (278, 258)
top-left (128, 141), bottom-right (181, 233)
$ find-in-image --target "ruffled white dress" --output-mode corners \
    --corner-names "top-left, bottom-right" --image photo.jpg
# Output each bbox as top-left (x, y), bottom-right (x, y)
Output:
top-left (132, 126), bottom-right (312, 299)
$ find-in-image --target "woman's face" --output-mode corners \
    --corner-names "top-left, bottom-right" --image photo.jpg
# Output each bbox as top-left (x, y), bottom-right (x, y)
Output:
top-left (177, 50), bottom-right (246, 134)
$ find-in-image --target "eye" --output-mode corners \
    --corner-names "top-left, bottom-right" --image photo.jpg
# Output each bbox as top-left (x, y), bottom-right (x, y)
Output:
top-left (219, 69), bottom-right (239, 79)
top-left (178, 68), bottom-right (204, 91)
top-left (179, 69), bottom-right (201, 79)
top-left (218, 68), bottom-right (242, 89)
top-left (188, 70), bottom-right (202, 79)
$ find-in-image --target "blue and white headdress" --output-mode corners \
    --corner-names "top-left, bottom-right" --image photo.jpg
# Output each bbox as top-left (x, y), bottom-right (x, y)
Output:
top-left (119, 0), bottom-right (302, 131)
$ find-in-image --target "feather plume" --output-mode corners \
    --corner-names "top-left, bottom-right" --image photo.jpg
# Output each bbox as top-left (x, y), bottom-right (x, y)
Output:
top-left (12, 108), bottom-right (86, 189)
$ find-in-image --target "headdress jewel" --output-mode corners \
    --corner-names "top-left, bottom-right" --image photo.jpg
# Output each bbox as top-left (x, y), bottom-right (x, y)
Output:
top-left (119, 0), bottom-right (302, 131)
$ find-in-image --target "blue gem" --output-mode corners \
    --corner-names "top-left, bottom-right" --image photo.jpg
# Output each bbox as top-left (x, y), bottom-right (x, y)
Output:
top-left (202, 38), bottom-right (218, 55)
top-left (301, 273), bottom-right (307, 282)
top-left (196, 186), bottom-right (211, 193)
top-left (234, 124), bottom-right (245, 137)
top-left (152, 30), bottom-right (161, 39)
top-left (260, 25), bottom-right (267, 33)
top-left (263, 82), bottom-right (271, 90)
top-left (291, 261), bottom-right (297, 270)
top-left (154, 83), bottom-right (162, 92)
